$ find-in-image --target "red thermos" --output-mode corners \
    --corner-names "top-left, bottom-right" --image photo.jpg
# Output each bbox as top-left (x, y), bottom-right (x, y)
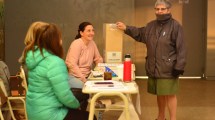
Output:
top-left (123, 54), bottom-right (132, 82)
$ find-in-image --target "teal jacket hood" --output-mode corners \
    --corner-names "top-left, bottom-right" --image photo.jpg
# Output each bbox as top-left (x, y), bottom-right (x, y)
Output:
top-left (25, 47), bottom-right (52, 70)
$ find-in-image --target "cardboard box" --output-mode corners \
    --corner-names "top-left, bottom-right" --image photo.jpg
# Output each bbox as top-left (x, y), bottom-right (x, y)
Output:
top-left (103, 23), bottom-right (123, 63)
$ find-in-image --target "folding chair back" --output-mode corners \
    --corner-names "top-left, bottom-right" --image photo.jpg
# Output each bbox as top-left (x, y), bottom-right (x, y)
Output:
top-left (19, 66), bottom-right (28, 91)
top-left (0, 78), bottom-right (8, 120)
top-left (7, 66), bottom-right (28, 120)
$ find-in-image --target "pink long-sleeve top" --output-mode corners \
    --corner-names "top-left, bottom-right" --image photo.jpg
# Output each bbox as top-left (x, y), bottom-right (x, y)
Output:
top-left (65, 38), bottom-right (103, 82)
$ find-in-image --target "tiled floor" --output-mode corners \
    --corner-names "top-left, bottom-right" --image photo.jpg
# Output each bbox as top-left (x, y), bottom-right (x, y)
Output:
top-left (102, 79), bottom-right (215, 120)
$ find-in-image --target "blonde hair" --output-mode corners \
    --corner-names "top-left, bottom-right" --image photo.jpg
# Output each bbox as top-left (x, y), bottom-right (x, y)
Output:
top-left (23, 21), bottom-right (63, 59)
top-left (24, 21), bottom-right (48, 45)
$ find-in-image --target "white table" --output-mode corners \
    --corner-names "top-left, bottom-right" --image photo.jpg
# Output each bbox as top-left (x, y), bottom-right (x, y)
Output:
top-left (82, 80), bottom-right (140, 120)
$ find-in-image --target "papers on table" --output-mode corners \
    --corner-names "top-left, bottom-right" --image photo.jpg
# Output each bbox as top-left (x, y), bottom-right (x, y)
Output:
top-left (85, 80), bottom-right (128, 91)
top-left (91, 70), bottom-right (103, 77)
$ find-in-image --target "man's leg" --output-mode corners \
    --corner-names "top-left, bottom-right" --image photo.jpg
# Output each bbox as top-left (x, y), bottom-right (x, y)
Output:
top-left (157, 95), bottom-right (166, 120)
top-left (166, 95), bottom-right (177, 120)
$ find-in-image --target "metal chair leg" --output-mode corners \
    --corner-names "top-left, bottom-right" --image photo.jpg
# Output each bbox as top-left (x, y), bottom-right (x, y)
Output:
top-left (89, 92), bottom-right (130, 120)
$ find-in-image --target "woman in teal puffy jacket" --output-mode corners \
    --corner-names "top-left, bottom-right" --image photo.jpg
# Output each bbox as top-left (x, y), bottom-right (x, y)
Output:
top-left (23, 21), bottom-right (95, 120)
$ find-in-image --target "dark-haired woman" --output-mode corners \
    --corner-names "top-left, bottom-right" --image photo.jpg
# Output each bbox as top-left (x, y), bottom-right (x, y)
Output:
top-left (65, 22), bottom-right (103, 110)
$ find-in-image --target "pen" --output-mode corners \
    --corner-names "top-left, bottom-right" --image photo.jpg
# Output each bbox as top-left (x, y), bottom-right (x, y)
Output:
top-left (93, 84), bottom-right (114, 87)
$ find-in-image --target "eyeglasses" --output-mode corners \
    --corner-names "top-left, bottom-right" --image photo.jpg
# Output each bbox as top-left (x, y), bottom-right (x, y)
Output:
top-left (154, 8), bottom-right (168, 11)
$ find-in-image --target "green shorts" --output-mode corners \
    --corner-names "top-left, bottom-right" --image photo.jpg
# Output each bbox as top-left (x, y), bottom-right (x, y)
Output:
top-left (147, 77), bottom-right (179, 95)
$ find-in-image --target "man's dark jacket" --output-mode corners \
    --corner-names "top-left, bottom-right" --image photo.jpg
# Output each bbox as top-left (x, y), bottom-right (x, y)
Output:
top-left (125, 15), bottom-right (186, 78)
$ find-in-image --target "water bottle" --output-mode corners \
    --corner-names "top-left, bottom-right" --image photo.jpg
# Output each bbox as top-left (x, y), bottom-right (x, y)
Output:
top-left (123, 54), bottom-right (132, 82)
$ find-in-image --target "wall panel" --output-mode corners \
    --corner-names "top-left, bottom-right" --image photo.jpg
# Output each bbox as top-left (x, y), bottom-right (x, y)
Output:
top-left (206, 0), bottom-right (215, 79)
top-left (5, 0), bottom-right (134, 74)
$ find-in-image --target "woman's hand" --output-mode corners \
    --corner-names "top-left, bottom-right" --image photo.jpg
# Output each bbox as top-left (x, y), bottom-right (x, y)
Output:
top-left (82, 78), bottom-right (87, 83)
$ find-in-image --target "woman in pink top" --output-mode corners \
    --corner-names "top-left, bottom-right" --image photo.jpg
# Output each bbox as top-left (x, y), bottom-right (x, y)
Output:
top-left (65, 22), bottom-right (103, 110)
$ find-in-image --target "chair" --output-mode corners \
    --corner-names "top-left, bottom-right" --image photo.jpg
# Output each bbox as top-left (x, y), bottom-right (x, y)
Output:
top-left (0, 66), bottom-right (28, 120)
top-left (0, 80), bottom-right (8, 120)
top-left (89, 92), bottom-right (130, 120)
top-left (19, 66), bottom-right (28, 91)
